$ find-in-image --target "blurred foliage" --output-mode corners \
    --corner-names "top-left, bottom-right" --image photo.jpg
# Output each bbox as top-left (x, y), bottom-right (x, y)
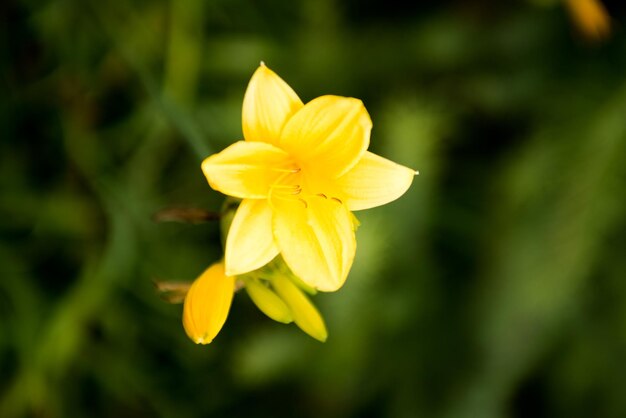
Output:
top-left (1, 0), bottom-right (626, 417)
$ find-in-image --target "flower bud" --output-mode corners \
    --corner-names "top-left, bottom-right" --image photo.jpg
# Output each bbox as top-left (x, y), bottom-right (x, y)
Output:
top-left (244, 277), bottom-right (293, 324)
top-left (271, 275), bottom-right (327, 342)
top-left (183, 262), bottom-right (235, 344)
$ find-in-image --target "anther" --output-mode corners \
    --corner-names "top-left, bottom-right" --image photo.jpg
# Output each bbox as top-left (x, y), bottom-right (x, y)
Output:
top-left (286, 186), bottom-right (302, 196)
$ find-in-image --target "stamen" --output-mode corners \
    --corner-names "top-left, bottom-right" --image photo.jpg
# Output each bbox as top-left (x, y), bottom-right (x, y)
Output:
top-left (270, 184), bottom-right (301, 195)
top-left (266, 162), bottom-right (305, 208)
top-left (316, 193), bottom-right (328, 199)
top-left (330, 197), bottom-right (343, 204)
top-left (268, 188), bottom-right (308, 210)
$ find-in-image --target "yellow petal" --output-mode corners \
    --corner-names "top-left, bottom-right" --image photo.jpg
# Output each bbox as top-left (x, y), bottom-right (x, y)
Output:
top-left (242, 64), bottom-right (303, 145)
top-left (271, 275), bottom-right (327, 342)
top-left (201, 141), bottom-right (291, 199)
top-left (244, 277), bottom-right (293, 324)
top-left (182, 262), bottom-right (235, 344)
top-left (273, 195), bottom-right (356, 292)
top-left (279, 95), bottom-right (371, 178)
top-left (334, 151), bottom-right (416, 211)
top-left (225, 199), bottom-right (279, 276)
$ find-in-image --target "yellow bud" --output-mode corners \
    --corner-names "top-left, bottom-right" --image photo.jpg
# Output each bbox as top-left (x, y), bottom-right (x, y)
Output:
top-left (183, 262), bottom-right (235, 344)
top-left (244, 277), bottom-right (293, 324)
top-left (271, 275), bottom-right (328, 342)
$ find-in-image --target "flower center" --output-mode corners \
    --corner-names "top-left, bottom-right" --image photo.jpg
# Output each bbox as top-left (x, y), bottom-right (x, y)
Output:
top-left (268, 161), bottom-right (343, 209)
top-left (268, 162), bottom-right (306, 208)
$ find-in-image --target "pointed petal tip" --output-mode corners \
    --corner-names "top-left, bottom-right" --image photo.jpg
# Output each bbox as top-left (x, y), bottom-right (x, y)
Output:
top-left (415, 170), bottom-right (420, 176)
top-left (223, 262), bottom-right (245, 277)
top-left (224, 264), bottom-right (253, 278)
top-left (310, 325), bottom-right (328, 342)
top-left (243, 64), bottom-right (303, 144)
top-left (194, 336), bottom-right (213, 345)
top-left (312, 280), bottom-right (345, 293)
top-left (307, 326), bottom-right (328, 342)
top-left (334, 152), bottom-right (416, 211)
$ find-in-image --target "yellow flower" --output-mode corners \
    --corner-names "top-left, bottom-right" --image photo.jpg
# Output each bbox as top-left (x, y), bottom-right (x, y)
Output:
top-left (182, 261), bottom-right (235, 344)
top-left (202, 64), bottom-right (415, 292)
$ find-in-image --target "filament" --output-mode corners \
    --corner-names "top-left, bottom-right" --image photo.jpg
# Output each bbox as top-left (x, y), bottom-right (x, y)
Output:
top-left (271, 167), bottom-right (301, 174)
top-left (270, 184), bottom-right (302, 195)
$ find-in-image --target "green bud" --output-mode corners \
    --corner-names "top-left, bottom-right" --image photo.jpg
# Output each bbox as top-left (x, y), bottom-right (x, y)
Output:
top-left (244, 277), bottom-right (293, 324)
top-left (271, 275), bottom-right (327, 342)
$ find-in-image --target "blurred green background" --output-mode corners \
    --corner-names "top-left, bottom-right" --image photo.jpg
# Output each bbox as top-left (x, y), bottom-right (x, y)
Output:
top-left (2, 0), bottom-right (626, 417)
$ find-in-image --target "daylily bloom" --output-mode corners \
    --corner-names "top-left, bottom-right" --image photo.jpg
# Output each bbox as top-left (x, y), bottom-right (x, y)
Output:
top-left (202, 63), bottom-right (415, 292)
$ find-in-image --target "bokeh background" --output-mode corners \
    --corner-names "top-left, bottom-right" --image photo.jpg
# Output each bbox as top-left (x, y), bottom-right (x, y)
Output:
top-left (2, 0), bottom-right (626, 417)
